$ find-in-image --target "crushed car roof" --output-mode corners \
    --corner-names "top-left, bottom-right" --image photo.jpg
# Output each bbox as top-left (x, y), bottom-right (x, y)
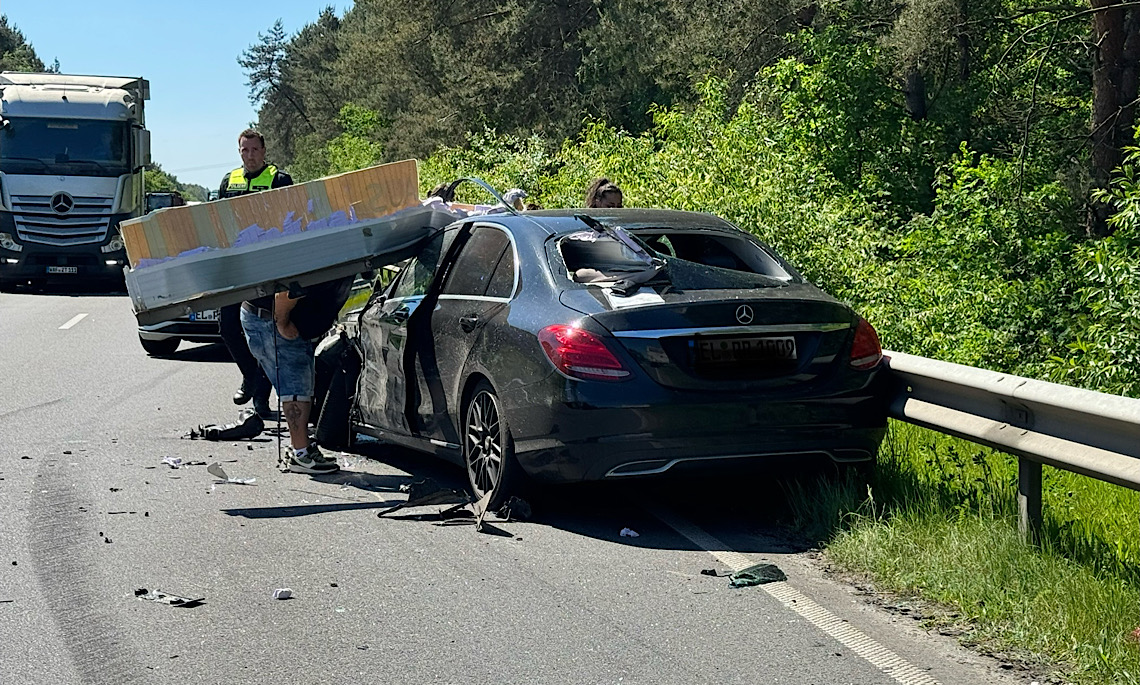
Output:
top-left (486, 208), bottom-right (741, 237)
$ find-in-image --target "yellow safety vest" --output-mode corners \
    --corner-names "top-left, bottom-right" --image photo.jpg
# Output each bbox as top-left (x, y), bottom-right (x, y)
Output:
top-left (226, 164), bottom-right (278, 194)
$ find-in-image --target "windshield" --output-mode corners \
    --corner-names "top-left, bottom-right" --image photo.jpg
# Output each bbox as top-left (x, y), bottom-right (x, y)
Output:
top-left (0, 117), bottom-right (131, 177)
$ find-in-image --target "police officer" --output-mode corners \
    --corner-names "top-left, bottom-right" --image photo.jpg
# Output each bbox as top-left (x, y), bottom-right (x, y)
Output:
top-left (216, 128), bottom-right (294, 417)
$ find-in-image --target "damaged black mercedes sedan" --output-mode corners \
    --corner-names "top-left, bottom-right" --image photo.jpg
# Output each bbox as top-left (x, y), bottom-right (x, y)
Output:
top-left (328, 208), bottom-right (888, 506)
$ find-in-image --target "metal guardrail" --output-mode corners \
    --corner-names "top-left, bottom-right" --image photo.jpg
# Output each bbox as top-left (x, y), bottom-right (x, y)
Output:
top-left (884, 350), bottom-right (1140, 540)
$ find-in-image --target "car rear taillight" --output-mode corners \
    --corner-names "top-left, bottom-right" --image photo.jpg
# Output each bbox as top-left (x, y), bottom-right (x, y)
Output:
top-left (538, 324), bottom-right (631, 382)
top-left (849, 317), bottom-right (882, 369)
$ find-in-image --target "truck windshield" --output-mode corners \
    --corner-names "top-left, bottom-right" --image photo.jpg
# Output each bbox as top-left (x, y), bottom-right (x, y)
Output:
top-left (0, 117), bottom-right (130, 177)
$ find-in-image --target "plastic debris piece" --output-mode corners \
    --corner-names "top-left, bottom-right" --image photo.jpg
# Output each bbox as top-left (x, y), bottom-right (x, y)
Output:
top-left (273, 588), bottom-right (293, 600)
top-left (620, 528), bottom-right (640, 538)
top-left (162, 456), bottom-right (183, 469)
top-left (192, 410), bottom-right (265, 441)
top-left (378, 478), bottom-right (472, 517)
top-left (700, 569), bottom-right (719, 577)
top-left (497, 496), bottom-right (532, 522)
top-left (206, 462), bottom-right (257, 485)
top-left (729, 563), bottom-right (787, 588)
top-left (134, 588), bottom-right (205, 608)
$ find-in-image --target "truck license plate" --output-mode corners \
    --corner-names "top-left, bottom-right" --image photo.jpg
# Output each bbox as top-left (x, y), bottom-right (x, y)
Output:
top-left (46, 266), bottom-right (78, 274)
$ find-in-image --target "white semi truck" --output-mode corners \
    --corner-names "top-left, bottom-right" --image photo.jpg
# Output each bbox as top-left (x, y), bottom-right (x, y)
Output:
top-left (0, 72), bottom-right (150, 289)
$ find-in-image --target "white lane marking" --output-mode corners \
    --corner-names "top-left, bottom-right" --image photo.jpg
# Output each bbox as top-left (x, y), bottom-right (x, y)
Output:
top-left (59, 313), bottom-right (88, 330)
top-left (653, 508), bottom-right (941, 685)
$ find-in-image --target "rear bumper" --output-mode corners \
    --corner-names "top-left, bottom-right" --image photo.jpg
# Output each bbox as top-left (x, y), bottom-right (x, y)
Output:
top-left (502, 372), bottom-right (889, 483)
top-left (138, 318), bottom-right (221, 343)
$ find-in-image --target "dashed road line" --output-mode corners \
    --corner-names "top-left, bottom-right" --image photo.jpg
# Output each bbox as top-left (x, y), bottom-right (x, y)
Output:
top-left (652, 508), bottom-right (941, 685)
top-left (58, 313), bottom-right (88, 330)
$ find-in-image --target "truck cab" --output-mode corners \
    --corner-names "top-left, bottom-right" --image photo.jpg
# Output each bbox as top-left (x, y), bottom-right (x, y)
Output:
top-left (0, 72), bottom-right (150, 289)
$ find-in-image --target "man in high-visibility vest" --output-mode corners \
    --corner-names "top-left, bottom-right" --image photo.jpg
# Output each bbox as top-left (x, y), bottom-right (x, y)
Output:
top-left (216, 129), bottom-right (294, 418)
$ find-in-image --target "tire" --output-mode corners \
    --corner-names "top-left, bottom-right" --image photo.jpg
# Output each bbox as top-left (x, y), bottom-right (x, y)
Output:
top-left (463, 380), bottom-right (520, 510)
top-left (139, 335), bottom-right (181, 357)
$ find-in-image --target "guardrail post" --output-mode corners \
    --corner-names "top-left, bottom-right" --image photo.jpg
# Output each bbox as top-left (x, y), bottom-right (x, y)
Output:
top-left (1018, 457), bottom-right (1042, 544)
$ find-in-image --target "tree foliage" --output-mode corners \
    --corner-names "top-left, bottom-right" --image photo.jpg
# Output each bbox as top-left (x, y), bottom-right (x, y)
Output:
top-left (144, 164), bottom-right (207, 202)
top-left (0, 15), bottom-right (52, 72)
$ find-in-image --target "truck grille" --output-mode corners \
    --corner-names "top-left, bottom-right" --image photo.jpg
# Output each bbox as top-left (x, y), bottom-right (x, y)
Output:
top-left (11, 194), bottom-right (114, 246)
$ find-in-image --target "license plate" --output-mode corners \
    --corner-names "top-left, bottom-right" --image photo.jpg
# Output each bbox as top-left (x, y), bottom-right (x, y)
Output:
top-left (46, 266), bottom-right (78, 274)
top-left (189, 309), bottom-right (219, 321)
top-left (696, 335), bottom-right (797, 365)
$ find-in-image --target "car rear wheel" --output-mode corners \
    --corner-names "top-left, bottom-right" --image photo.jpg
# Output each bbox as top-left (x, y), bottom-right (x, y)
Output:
top-left (463, 380), bottom-right (520, 510)
top-left (139, 335), bottom-right (180, 357)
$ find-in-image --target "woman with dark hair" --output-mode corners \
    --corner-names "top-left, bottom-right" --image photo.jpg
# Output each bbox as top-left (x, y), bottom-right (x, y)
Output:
top-left (585, 177), bottom-right (623, 208)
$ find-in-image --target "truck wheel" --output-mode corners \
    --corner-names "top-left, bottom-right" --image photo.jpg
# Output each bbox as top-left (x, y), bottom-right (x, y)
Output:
top-left (139, 335), bottom-right (180, 357)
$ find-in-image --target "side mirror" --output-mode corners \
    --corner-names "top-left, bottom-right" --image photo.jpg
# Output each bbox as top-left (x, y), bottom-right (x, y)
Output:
top-left (133, 126), bottom-right (151, 168)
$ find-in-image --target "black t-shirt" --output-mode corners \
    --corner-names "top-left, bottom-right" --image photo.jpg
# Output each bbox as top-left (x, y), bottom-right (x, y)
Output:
top-left (249, 277), bottom-right (354, 341)
top-left (218, 165), bottom-right (294, 199)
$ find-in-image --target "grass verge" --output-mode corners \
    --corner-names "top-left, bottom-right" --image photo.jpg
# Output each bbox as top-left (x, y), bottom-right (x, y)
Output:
top-left (788, 421), bottom-right (1140, 684)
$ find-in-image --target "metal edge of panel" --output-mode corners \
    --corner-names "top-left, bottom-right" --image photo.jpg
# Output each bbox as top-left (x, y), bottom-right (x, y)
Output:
top-left (126, 208), bottom-right (457, 325)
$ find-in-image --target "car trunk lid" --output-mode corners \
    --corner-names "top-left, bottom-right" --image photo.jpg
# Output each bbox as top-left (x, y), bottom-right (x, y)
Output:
top-left (587, 286), bottom-right (857, 391)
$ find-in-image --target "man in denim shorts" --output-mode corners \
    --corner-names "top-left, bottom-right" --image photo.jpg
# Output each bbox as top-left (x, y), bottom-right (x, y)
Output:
top-left (241, 277), bottom-right (353, 474)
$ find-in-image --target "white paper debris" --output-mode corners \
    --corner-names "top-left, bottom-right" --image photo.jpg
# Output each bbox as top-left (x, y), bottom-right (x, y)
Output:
top-left (273, 588), bottom-right (293, 600)
top-left (604, 289), bottom-right (665, 310)
top-left (161, 456), bottom-right (183, 469)
top-left (206, 462), bottom-right (257, 485)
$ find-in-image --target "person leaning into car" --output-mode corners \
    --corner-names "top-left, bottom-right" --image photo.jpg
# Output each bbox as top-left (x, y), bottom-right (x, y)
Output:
top-left (215, 128), bottom-right (294, 418)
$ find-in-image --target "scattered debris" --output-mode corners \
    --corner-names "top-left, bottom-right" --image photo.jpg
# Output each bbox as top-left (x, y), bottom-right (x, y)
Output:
top-left (103, 537), bottom-right (112, 544)
top-left (378, 478), bottom-right (472, 517)
top-left (109, 488), bottom-right (121, 492)
top-left (273, 588), bottom-right (293, 600)
top-left (700, 569), bottom-right (719, 577)
top-left (729, 563), bottom-right (787, 588)
top-left (330, 582), bottom-right (338, 587)
top-left (620, 527), bottom-right (640, 538)
top-left (63, 450), bottom-right (72, 455)
top-left (187, 410), bottom-right (264, 441)
top-left (20, 456), bottom-right (30, 460)
top-left (496, 496), bottom-right (531, 522)
top-left (0, 599), bottom-right (13, 604)
top-left (134, 588), bottom-right (205, 608)
top-left (161, 457), bottom-right (207, 469)
top-left (11, 561), bottom-right (16, 566)
top-left (472, 491), bottom-right (493, 532)
top-left (206, 462), bottom-right (257, 485)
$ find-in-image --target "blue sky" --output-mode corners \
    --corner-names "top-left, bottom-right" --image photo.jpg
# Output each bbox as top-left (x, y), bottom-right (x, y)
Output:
top-left (4, 1), bottom-right (350, 190)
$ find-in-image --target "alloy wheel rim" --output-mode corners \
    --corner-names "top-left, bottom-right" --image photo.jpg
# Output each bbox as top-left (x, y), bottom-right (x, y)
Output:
top-left (466, 391), bottom-right (502, 495)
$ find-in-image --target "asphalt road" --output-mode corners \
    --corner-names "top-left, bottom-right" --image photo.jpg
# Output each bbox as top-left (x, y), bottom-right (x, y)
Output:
top-left (0, 290), bottom-right (1035, 685)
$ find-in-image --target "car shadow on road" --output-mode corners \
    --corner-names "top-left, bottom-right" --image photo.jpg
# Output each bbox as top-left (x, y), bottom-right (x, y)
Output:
top-left (165, 342), bottom-right (232, 364)
top-left (333, 439), bottom-right (822, 556)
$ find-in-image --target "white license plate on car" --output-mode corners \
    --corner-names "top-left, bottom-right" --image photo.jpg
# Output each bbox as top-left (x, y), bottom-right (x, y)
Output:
top-left (46, 266), bottom-right (78, 274)
top-left (189, 309), bottom-right (219, 321)
top-left (696, 335), bottom-right (797, 365)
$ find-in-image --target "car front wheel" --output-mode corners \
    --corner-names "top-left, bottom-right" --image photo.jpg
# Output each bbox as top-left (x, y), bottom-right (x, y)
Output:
top-left (463, 380), bottom-right (520, 510)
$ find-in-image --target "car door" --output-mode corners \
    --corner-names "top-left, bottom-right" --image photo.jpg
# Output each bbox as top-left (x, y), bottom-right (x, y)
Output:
top-left (416, 223), bottom-right (516, 445)
top-left (357, 228), bottom-right (455, 434)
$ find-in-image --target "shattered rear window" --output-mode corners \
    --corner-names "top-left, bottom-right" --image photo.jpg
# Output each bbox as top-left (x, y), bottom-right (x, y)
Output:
top-left (558, 230), bottom-right (792, 290)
